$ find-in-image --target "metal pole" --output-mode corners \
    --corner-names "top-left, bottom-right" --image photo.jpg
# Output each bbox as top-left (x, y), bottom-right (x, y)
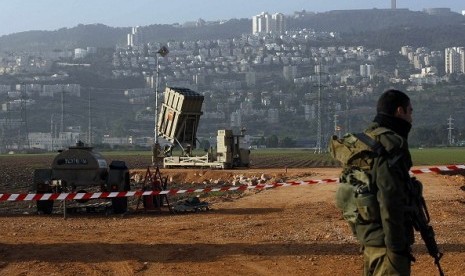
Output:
top-left (152, 46), bottom-right (168, 166)
top-left (315, 65), bottom-right (322, 154)
top-left (88, 88), bottom-right (92, 146)
top-left (447, 116), bottom-right (454, 146)
top-left (151, 56), bottom-right (160, 166)
top-left (51, 114), bottom-right (54, 151)
top-left (63, 200), bottom-right (67, 219)
top-left (61, 89), bottom-right (64, 133)
top-left (155, 55), bottom-right (160, 145)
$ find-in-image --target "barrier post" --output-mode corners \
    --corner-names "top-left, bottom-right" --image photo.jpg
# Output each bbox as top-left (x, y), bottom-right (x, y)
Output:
top-left (63, 199), bottom-right (67, 219)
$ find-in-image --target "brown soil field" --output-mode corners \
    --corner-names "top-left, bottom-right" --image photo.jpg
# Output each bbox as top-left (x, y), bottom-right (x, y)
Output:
top-left (0, 154), bottom-right (464, 275)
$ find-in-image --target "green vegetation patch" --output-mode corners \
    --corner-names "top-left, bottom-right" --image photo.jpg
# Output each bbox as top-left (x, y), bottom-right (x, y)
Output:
top-left (410, 147), bottom-right (465, 166)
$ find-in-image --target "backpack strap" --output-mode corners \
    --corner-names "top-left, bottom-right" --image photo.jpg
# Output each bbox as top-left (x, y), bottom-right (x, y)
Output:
top-left (366, 126), bottom-right (406, 168)
top-left (369, 126), bottom-right (392, 136)
top-left (353, 133), bottom-right (385, 156)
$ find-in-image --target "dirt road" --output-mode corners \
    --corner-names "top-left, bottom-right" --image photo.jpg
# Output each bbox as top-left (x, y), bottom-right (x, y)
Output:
top-left (0, 167), bottom-right (464, 275)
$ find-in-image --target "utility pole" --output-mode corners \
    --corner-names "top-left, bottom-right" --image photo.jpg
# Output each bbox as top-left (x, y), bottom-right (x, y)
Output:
top-left (345, 92), bottom-right (350, 133)
top-left (5, 102), bottom-right (11, 151)
top-left (314, 65), bottom-right (322, 154)
top-left (152, 46), bottom-right (169, 166)
top-left (50, 114), bottom-right (54, 151)
top-left (154, 57), bottom-right (160, 145)
top-left (20, 89), bottom-right (30, 150)
top-left (88, 88), bottom-right (92, 145)
top-left (61, 89), bottom-right (64, 133)
top-left (447, 116), bottom-right (454, 146)
top-left (333, 114), bottom-right (341, 137)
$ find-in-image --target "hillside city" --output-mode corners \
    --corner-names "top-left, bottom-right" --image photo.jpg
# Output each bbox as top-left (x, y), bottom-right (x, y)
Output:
top-left (1, 8), bottom-right (465, 153)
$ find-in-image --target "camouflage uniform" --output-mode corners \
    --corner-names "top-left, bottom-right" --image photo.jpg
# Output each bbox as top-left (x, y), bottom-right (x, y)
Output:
top-left (356, 122), bottom-right (415, 276)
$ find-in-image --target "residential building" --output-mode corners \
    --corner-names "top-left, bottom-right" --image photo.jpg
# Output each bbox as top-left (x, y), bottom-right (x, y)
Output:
top-left (0, 84), bottom-right (11, 93)
top-left (102, 135), bottom-right (131, 148)
top-left (74, 48), bottom-right (87, 59)
top-left (28, 131), bottom-right (80, 151)
top-left (128, 26), bottom-right (142, 47)
top-left (252, 12), bottom-right (286, 34)
top-left (423, 8), bottom-right (452, 15)
top-left (283, 65), bottom-right (297, 81)
top-left (400, 45), bottom-right (413, 56)
top-left (360, 64), bottom-right (374, 78)
top-left (445, 47), bottom-right (465, 74)
top-left (230, 110), bottom-right (242, 127)
top-left (41, 84), bottom-right (81, 97)
top-left (272, 13), bottom-right (286, 34)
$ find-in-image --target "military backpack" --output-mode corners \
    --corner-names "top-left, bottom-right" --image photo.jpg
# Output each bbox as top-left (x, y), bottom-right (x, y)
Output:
top-left (329, 127), bottom-right (391, 232)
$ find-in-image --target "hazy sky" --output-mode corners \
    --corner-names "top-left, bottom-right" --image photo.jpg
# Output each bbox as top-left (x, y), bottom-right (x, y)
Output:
top-left (0, 0), bottom-right (463, 36)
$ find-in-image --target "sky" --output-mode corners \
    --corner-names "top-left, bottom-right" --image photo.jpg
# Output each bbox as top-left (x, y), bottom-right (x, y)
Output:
top-left (0, 0), bottom-right (463, 36)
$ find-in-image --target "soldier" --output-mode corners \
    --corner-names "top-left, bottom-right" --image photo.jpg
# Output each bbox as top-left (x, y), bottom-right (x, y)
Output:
top-left (360, 89), bottom-right (414, 275)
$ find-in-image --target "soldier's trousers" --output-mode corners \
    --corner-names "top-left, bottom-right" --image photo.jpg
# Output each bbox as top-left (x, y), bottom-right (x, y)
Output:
top-left (363, 246), bottom-right (411, 276)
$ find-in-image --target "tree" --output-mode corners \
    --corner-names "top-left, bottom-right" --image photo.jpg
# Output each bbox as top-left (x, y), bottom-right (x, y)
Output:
top-left (265, 135), bottom-right (279, 148)
top-left (251, 136), bottom-right (266, 146)
top-left (279, 136), bottom-right (297, 148)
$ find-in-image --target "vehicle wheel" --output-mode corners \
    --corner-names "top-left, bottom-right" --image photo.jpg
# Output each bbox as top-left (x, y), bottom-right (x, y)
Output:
top-left (37, 200), bottom-right (54, 214)
top-left (112, 197), bottom-right (128, 214)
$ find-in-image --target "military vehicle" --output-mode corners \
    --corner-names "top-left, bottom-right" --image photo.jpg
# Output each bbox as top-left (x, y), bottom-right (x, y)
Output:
top-left (33, 141), bottom-right (130, 214)
top-left (158, 87), bottom-right (250, 168)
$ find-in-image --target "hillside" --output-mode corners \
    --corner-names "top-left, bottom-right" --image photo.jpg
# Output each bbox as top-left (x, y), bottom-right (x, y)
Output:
top-left (291, 9), bottom-right (465, 33)
top-left (1, 9), bottom-right (465, 51)
top-left (0, 19), bottom-right (250, 51)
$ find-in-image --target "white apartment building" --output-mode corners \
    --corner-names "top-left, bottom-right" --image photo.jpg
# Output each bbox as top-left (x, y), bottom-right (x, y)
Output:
top-left (74, 48), bottom-right (87, 59)
top-left (230, 110), bottom-right (242, 128)
top-left (272, 13), bottom-right (286, 34)
top-left (252, 12), bottom-right (286, 34)
top-left (400, 45), bottom-right (413, 56)
top-left (360, 64), bottom-right (374, 78)
top-left (127, 26), bottom-right (142, 47)
top-left (445, 47), bottom-right (465, 74)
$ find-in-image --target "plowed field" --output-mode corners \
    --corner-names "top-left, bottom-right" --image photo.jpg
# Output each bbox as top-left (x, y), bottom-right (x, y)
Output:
top-left (0, 153), bottom-right (464, 275)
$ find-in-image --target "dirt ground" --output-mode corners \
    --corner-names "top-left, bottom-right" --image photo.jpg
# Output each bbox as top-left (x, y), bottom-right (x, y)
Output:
top-left (0, 166), bottom-right (464, 276)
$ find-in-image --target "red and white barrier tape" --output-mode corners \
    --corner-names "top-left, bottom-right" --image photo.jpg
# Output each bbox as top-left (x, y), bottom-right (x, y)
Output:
top-left (1, 165), bottom-right (464, 202)
top-left (409, 164), bottom-right (465, 174)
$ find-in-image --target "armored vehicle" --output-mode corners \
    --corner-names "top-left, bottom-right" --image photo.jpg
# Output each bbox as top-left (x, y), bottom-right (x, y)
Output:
top-left (33, 141), bottom-right (130, 214)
